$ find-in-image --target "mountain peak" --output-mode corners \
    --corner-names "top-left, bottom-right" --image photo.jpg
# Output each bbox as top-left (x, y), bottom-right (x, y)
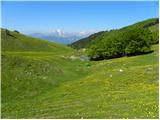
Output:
top-left (53, 29), bottom-right (64, 36)
top-left (29, 29), bottom-right (97, 44)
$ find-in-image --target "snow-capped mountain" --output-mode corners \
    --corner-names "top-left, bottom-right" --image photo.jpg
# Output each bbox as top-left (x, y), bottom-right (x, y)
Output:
top-left (29, 29), bottom-right (97, 44)
top-left (53, 29), bottom-right (65, 37)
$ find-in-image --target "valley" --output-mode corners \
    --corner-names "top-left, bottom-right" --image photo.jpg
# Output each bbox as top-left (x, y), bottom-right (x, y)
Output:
top-left (1, 18), bottom-right (159, 118)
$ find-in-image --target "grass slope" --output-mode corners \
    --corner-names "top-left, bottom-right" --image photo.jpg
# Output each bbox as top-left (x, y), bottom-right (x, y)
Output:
top-left (1, 28), bottom-right (72, 53)
top-left (1, 29), bottom-right (159, 118)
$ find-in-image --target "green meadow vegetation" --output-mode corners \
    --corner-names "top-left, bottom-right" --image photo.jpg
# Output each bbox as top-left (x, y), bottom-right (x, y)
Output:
top-left (1, 18), bottom-right (159, 118)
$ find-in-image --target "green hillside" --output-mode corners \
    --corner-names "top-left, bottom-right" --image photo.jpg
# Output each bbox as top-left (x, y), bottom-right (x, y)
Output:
top-left (71, 18), bottom-right (159, 49)
top-left (1, 28), bottom-right (72, 53)
top-left (1, 28), bottom-right (84, 102)
top-left (1, 27), bottom-right (159, 118)
top-left (70, 31), bottom-right (104, 49)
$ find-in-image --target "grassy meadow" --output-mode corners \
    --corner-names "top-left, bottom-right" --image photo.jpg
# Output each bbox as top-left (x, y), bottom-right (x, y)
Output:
top-left (1, 29), bottom-right (159, 118)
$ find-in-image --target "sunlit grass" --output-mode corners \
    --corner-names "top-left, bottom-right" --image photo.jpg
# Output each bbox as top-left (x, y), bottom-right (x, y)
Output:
top-left (1, 44), bottom-right (159, 118)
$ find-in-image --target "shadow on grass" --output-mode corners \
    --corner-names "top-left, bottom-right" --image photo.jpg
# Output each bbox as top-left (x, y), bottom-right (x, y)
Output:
top-left (90, 50), bottom-right (154, 61)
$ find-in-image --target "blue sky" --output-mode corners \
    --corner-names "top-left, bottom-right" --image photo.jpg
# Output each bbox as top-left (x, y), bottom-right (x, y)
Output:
top-left (1, 1), bottom-right (159, 33)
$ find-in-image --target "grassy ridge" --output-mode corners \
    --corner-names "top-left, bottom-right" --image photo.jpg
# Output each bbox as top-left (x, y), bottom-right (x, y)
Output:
top-left (1, 28), bottom-right (72, 53)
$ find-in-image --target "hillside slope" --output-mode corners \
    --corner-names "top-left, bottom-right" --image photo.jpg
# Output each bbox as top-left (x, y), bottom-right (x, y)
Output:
top-left (71, 18), bottom-right (159, 49)
top-left (1, 28), bottom-right (72, 53)
top-left (70, 31), bottom-right (104, 49)
top-left (1, 28), bottom-right (159, 118)
top-left (1, 28), bottom-right (87, 102)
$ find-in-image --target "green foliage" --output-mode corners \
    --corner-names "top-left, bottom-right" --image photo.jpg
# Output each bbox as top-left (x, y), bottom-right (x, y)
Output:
top-left (151, 31), bottom-right (159, 44)
top-left (87, 28), bottom-right (152, 60)
top-left (123, 28), bottom-right (151, 55)
top-left (149, 24), bottom-right (159, 44)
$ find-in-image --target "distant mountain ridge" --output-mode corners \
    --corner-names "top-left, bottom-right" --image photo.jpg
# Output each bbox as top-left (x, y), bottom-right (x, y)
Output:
top-left (29, 29), bottom-right (97, 44)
